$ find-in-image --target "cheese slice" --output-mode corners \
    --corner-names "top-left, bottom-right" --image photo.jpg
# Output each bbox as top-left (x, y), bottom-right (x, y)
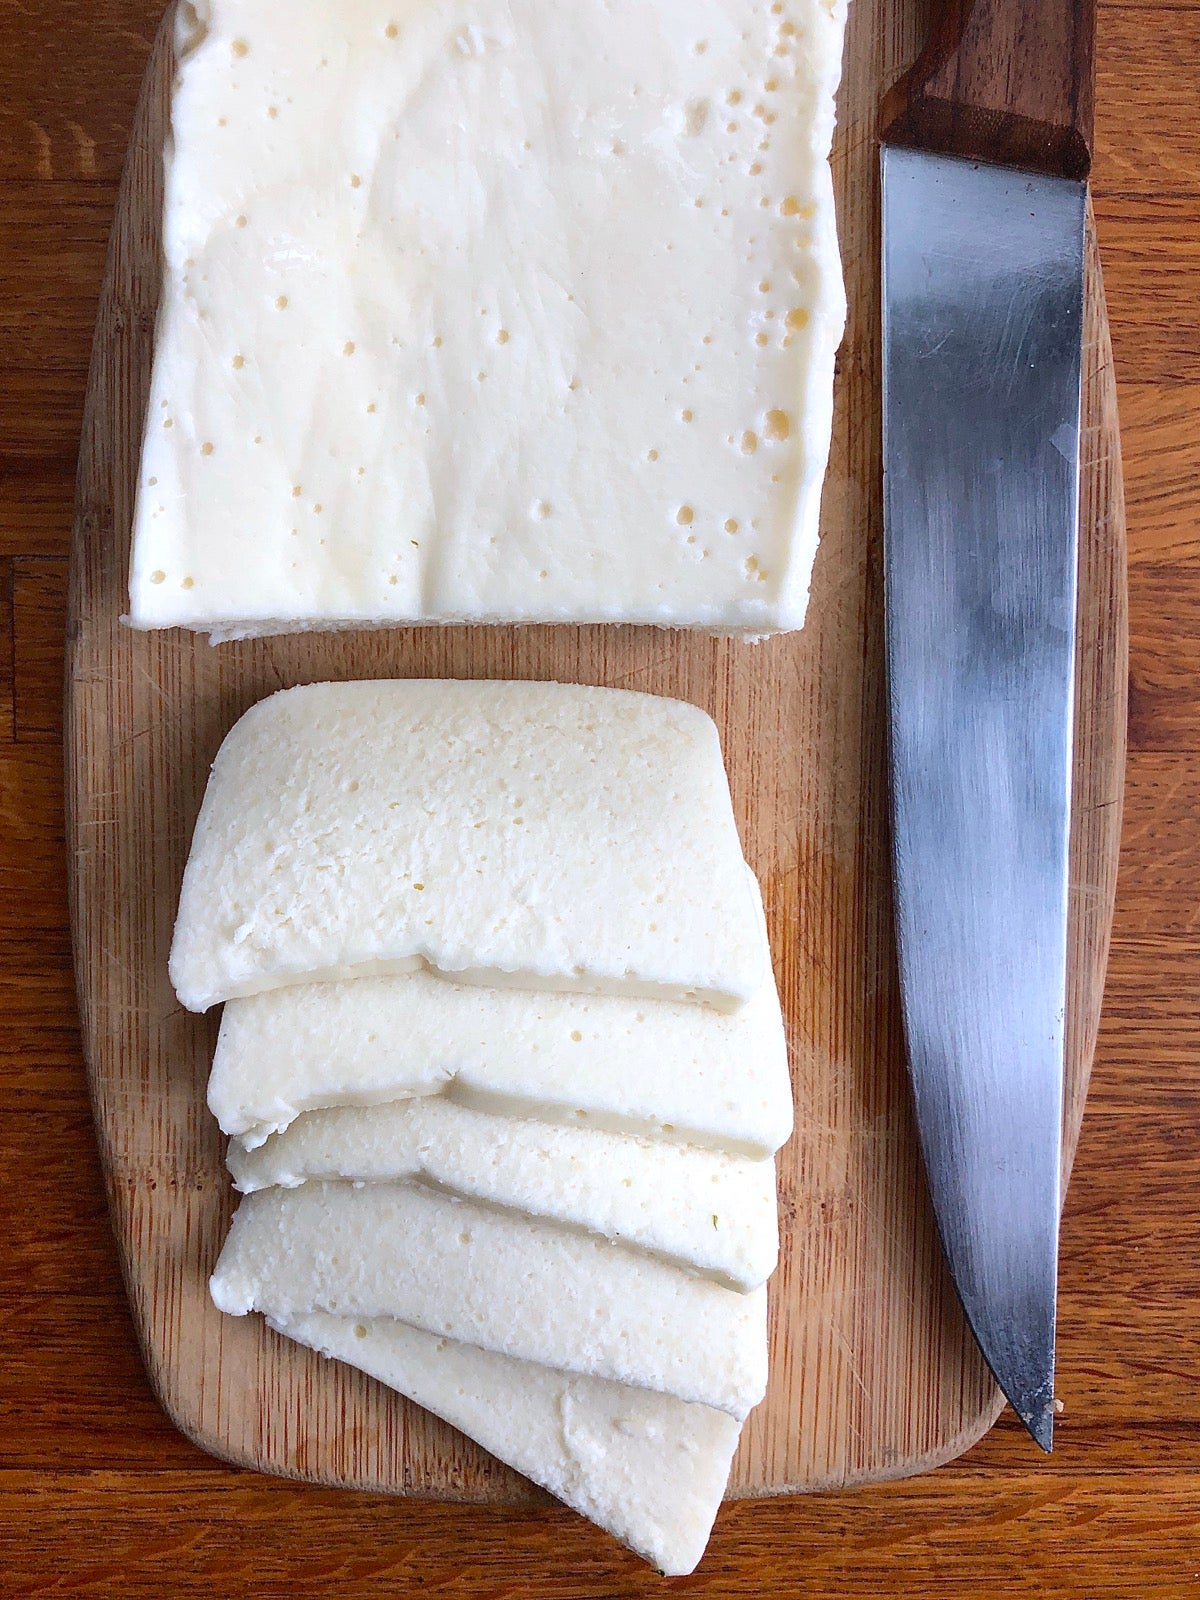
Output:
top-left (210, 964), bottom-right (791, 1159)
top-left (273, 1314), bottom-right (740, 1575)
top-left (170, 680), bottom-right (764, 1013)
top-left (128, 0), bottom-right (848, 639)
top-left (210, 1181), bottom-right (767, 1418)
top-left (227, 1097), bottom-right (778, 1291)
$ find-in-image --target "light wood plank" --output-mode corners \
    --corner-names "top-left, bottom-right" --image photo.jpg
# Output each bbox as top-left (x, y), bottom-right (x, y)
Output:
top-left (1128, 570), bottom-right (1200, 751)
top-left (1109, 754), bottom-right (1200, 934)
top-left (1118, 382), bottom-right (1200, 565)
top-left (1095, 195), bottom-right (1200, 382)
top-left (1, 1472), bottom-right (1199, 1598)
top-left (1094, 8), bottom-right (1200, 193)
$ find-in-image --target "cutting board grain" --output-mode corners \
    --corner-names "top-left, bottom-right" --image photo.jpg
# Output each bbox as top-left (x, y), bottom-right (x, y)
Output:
top-left (65, 0), bottom-right (1126, 1502)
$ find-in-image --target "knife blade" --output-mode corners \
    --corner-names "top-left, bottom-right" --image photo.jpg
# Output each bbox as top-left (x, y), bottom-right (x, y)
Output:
top-left (880, 0), bottom-right (1096, 1453)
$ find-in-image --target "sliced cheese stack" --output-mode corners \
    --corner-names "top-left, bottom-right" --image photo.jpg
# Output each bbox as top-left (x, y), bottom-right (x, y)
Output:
top-left (271, 1317), bottom-right (745, 1579)
top-left (181, 680), bottom-right (791, 1573)
top-left (226, 1100), bottom-right (780, 1292)
top-left (128, 0), bottom-right (849, 639)
top-left (170, 678), bottom-right (764, 1010)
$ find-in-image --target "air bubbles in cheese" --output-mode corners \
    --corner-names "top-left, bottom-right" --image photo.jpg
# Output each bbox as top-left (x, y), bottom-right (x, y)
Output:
top-left (128, 0), bottom-right (849, 639)
top-left (210, 1181), bottom-right (768, 1419)
top-left (170, 680), bottom-right (764, 1013)
top-left (274, 1314), bottom-right (740, 1576)
top-left (227, 1097), bottom-right (779, 1291)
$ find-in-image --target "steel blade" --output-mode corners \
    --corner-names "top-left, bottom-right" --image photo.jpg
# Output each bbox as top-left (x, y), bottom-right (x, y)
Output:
top-left (881, 146), bottom-right (1086, 1451)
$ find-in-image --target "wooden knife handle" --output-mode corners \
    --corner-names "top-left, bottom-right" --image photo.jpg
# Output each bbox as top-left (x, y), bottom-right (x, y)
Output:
top-left (880, 0), bottom-right (1095, 181)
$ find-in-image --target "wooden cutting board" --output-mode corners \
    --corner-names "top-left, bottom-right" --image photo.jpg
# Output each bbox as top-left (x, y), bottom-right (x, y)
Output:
top-left (65, 0), bottom-right (1127, 1502)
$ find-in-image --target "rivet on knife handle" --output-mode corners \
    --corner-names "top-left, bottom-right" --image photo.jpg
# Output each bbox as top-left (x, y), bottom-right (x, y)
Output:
top-left (880, 0), bottom-right (1095, 181)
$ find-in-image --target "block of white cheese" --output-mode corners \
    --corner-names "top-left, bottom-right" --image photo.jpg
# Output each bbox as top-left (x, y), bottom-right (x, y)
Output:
top-left (227, 1097), bottom-right (779, 1291)
top-left (170, 680), bottom-right (764, 1012)
top-left (273, 1314), bottom-right (740, 1575)
top-left (210, 1181), bottom-right (767, 1418)
top-left (210, 965), bottom-right (791, 1159)
top-left (128, 0), bottom-right (848, 639)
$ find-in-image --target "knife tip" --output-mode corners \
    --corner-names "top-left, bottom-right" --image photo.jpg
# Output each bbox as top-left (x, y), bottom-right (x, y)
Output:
top-left (1018, 1399), bottom-right (1054, 1454)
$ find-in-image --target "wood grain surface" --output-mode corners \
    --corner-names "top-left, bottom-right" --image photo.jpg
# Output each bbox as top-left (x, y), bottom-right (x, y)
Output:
top-left (3, 0), bottom-right (1197, 1594)
top-left (63, 0), bottom-right (1123, 1504)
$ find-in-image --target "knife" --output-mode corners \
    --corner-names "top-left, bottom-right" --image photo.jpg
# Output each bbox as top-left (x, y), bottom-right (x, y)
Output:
top-left (880, 0), bottom-right (1095, 1452)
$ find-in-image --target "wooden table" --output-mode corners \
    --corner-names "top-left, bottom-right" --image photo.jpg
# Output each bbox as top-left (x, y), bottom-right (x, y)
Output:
top-left (2, 3), bottom-right (1197, 1593)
